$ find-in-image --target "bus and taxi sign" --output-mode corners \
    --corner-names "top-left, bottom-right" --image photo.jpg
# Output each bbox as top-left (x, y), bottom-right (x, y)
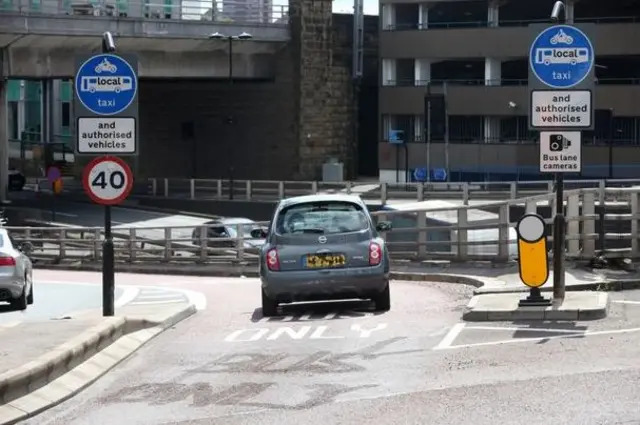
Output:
top-left (74, 54), bottom-right (137, 116)
top-left (529, 25), bottom-right (594, 89)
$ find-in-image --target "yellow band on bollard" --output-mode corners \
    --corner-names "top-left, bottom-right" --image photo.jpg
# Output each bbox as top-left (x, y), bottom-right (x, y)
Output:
top-left (516, 213), bottom-right (549, 288)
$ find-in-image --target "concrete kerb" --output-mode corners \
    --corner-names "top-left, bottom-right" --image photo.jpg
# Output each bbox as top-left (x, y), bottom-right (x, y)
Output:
top-left (0, 303), bottom-right (196, 425)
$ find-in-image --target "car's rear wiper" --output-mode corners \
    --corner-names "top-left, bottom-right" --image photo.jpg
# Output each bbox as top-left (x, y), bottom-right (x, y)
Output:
top-left (297, 228), bottom-right (325, 234)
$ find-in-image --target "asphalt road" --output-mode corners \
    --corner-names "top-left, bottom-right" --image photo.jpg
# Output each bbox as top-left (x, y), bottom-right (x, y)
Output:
top-left (0, 271), bottom-right (198, 326)
top-left (20, 275), bottom-right (640, 425)
top-left (0, 282), bottom-right (124, 324)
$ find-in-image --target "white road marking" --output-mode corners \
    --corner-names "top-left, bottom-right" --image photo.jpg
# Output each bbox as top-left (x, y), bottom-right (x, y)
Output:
top-left (129, 300), bottom-right (185, 306)
top-left (0, 320), bottom-right (21, 330)
top-left (53, 212), bottom-right (78, 218)
top-left (443, 326), bottom-right (640, 350)
top-left (433, 323), bottom-right (466, 350)
top-left (612, 300), bottom-right (640, 305)
top-left (465, 325), bottom-right (586, 334)
top-left (115, 286), bottom-right (140, 308)
top-left (135, 293), bottom-right (182, 300)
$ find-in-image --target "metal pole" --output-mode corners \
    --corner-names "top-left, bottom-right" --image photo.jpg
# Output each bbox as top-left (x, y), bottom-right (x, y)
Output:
top-left (101, 33), bottom-right (115, 317)
top-left (228, 36), bottom-right (235, 200)
top-left (443, 82), bottom-right (450, 181)
top-left (103, 205), bottom-right (114, 316)
top-left (426, 87), bottom-right (432, 183)
top-left (0, 79), bottom-right (8, 204)
top-left (550, 1), bottom-right (566, 302)
top-left (553, 173), bottom-right (565, 300)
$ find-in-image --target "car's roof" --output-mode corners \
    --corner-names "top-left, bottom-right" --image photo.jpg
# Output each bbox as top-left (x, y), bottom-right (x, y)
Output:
top-left (277, 194), bottom-right (365, 209)
top-left (219, 217), bottom-right (255, 225)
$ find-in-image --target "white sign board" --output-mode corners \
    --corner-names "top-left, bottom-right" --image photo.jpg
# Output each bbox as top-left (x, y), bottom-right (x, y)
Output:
top-left (77, 117), bottom-right (136, 154)
top-left (539, 131), bottom-right (582, 173)
top-left (530, 90), bottom-right (592, 128)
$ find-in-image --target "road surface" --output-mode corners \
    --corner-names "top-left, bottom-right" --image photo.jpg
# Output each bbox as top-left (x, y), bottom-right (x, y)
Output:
top-left (20, 273), bottom-right (640, 425)
top-left (0, 271), bottom-right (199, 327)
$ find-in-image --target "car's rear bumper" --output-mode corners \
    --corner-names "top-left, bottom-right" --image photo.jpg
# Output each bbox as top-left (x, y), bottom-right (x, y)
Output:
top-left (0, 275), bottom-right (24, 301)
top-left (262, 265), bottom-right (388, 303)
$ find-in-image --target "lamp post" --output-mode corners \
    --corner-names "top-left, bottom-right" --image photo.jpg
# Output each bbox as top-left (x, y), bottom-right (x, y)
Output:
top-left (550, 0), bottom-right (567, 301)
top-left (208, 31), bottom-right (253, 200)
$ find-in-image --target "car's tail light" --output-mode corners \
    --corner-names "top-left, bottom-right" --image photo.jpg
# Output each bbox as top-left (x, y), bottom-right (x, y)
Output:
top-left (266, 248), bottom-right (280, 271)
top-left (369, 242), bottom-right (382, 266)
top-left (0, 256), bottom-right (16, 267)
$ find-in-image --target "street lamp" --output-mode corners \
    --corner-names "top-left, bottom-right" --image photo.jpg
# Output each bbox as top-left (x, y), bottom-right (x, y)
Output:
top-left (209, 31), bottom-right (253, 200)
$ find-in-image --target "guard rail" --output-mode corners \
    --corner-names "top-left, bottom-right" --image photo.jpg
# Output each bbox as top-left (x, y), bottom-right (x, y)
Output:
top-left (10, 187), bottom-right (640, 265)
top-left (29, 177), bottom-right (640, 205)
top-left (2, 0), bottom-right (289, 24)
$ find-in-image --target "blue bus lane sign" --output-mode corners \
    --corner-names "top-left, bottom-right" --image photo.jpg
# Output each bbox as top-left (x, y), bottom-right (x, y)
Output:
top-left (75, 54), bottom-right (138, 116)
top-left (529, 25), bottom-right (594, 89)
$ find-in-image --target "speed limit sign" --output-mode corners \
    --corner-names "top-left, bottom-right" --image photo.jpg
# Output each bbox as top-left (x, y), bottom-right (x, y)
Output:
top-left (82, 156), bottom-right (134, 205)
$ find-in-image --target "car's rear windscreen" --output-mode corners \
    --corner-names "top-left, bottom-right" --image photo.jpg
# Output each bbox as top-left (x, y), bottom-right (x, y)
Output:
top-left (276, 201), bottom-right (369, 235)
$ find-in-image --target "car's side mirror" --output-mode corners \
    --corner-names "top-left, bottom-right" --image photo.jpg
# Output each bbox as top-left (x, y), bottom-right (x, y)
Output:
top-left (376, 221), bottom-right (392, 232)
top-left (20, 242), bottom-right (33, 254)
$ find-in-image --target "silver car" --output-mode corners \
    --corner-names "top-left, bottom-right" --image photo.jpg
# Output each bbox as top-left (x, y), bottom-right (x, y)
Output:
top-left (259, 194), bottom-right (392, 317)
top-left (0, 229), bottom-right (34, 311)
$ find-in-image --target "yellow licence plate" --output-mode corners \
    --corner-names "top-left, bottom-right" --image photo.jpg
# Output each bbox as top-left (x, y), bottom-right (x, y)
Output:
top-left (305, 254), bottom-right (346, 268)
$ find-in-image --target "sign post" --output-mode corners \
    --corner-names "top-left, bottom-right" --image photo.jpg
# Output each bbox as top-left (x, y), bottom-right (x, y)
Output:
top-left (528, 15), bottom-right (594, 302)
top-left (75, 32), bottom-right (138, 317)
top-left (516, 213), bottom-right (551, 306)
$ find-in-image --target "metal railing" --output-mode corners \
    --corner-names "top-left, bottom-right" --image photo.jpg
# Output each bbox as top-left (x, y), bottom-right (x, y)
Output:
top-left (1, 0), bottom-right (289, 24)
top-left (132, 177), bottom-right (640, 204)
top-left (9, 187), bottom-right (640, 265)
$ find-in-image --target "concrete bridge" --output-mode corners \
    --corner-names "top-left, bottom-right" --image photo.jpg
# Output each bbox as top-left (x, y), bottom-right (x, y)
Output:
top-left (0, 0), bottom-right (289, 78)
top-left (0, 0), bottom-right (368, 202)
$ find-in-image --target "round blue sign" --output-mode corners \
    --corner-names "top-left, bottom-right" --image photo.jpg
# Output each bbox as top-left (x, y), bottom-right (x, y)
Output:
top-left (75, 54), bottom-right (137, 116)
top-left (432, 168), bottom-right (447, 182)
top-left (529, 25), bottom-right (594, 89)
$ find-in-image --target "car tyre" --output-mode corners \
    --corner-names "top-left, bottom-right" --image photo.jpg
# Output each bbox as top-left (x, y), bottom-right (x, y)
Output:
top-left (261, 288), bottom-right (278, 317)
top-left (11, 286), bottom-right (28, 311)
top-left (27, 276), bottom-right (33, 305)
top-left (373, 283), bottom-right (391, 311)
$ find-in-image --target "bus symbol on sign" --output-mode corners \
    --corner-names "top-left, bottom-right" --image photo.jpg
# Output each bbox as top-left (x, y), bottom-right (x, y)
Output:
top-left (80, 77), bottom-right (133, 94)
top-left (75, 54), bottom-right (138, 116)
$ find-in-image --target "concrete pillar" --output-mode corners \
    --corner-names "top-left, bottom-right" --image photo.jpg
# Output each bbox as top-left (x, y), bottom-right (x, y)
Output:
top-left (382, 4), bottom-right (395, 30)
top-left (0, 79), bottom-right (8, 203)
top-left (42, 79), bottom-right (54, 143)
top-left (487, 0), bottom-right (499, 27)
top-left (418, 3), bottom-right (428, 29)
top-left (485, 57), bottom-right (501, 86)
top-left (382, 58), bottom-right (396, 86)
top-left (414, 58), bottom-right (431, 86)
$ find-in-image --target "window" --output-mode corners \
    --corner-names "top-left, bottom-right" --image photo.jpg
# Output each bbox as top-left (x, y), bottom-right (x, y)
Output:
top-left (61, 103), bottom-right (71, 128)
top-left (276, 201), bottom-right (369, 235)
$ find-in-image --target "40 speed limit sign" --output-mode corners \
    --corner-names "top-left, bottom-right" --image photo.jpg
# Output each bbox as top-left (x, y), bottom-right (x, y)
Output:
top-left (82, 156), bottom-right (134, 205)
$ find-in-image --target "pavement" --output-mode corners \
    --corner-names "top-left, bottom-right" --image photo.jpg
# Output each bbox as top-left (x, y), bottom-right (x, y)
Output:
top-left (9, 271), bottom-right (640, 425)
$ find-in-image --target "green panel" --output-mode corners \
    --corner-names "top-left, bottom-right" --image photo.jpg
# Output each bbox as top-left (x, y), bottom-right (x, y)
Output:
top-left (24, 81), bottom-right (41, 101)
top-left (59, 80), bottom-right (72, 102)
top-left (0, 0), bottom-right (13, 11)
top-left (6, 80), bottom-right (21, 102)
top-left (164, 0), bottom-right (171, 15)
top-left (29, 0), bottom-right (40, 10)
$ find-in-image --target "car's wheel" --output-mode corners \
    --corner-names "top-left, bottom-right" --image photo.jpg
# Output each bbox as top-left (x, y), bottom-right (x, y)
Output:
top-left (261, 288), bottom-right (278, 317)
top-left (27, 275), bottom-right (33, 305)
top-left (11, 285), bottom-right (28, 311)
top-left (372, 283), bottom-right (391, 311)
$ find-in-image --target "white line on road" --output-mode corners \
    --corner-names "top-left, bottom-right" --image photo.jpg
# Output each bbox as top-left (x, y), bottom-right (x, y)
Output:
top-left (612, 300), bottom-right (640, 305)
top-left (465, 325), bottom-right (586, 334)
top-left (115, 286), bottom-right (140, 308)
top-left (433, 323), bottom-right (466, 350)
top-left (129, 300), bottom-right (185, 306)
top-left (135, 293), bottom-right (183, 300)
top-left (443, 326), bottom-right (640, 350)
top-left (53, 212), bottom-right (78, 218)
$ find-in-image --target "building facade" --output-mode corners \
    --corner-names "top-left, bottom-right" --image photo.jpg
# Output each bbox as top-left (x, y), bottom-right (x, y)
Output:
top-left (378, 0), bottom-right (640, 182)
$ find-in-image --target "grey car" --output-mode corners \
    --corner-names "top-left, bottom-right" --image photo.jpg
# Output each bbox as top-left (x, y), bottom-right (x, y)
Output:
top-left (0, 229), bottom-right (34, 311)
top-left (259, 194), bottom-right (392, 317)
top-left (191, 217), bottom-right (267, 252)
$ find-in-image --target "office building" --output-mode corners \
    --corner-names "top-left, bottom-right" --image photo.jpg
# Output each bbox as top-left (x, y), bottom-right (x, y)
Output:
top-left (378, 0), bottom-right (640, 181)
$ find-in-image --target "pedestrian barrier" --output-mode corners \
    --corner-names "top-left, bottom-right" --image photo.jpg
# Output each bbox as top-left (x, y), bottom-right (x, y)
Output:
top-left (30, 176), bottom-right (640, 205)
top-left (9, 187), bottom-right (640, 265)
